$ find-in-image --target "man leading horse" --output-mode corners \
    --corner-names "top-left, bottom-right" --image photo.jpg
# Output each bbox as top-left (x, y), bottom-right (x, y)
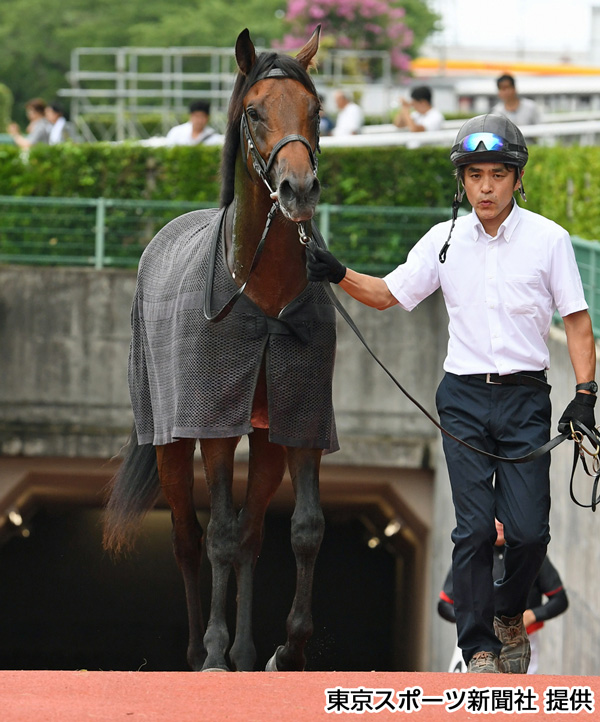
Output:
top-left (307, 113), bottom-right (596, 673)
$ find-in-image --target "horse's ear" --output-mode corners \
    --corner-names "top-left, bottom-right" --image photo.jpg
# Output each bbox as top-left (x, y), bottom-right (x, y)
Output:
top-left (296, 24), bottom-right (321, 70)
top-left (235, 28), bottom-right (256, 76)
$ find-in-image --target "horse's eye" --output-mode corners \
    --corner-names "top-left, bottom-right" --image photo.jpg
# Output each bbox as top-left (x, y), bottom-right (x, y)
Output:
top-left (246, 107), bottom-right (260, 123)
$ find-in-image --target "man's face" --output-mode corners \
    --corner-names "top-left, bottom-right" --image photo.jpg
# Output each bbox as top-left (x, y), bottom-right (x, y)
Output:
top-left (190, 111), bottom-right (209, 133)
top-left (334, 92), bottom-right (346, 110)
top-left (412, 99), bottom-right (429, 115)
top-left (498, 80), bottom-right (517, 104)
top-left (462, 162), bottom-right (521, 228)
top-left (45, 107), bottom-right (60, 124)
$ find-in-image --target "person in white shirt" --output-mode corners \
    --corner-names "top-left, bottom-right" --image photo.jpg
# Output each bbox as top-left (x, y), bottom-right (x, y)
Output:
top-left (165, 100), bottom-right (223, 146)
top-left (306, 114), bottom-right (596, 674)
top-left (45, 102), bottom-right (80, 144)
top-left (394, 85), bottom-right (445, 133)
top-left (492, 74), bottom-right (541, 127)
top-left (331, 90), bottom-right (363, 136)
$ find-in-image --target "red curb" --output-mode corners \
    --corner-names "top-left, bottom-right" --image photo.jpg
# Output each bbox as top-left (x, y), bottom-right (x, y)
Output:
top-left (1, 671), bottom-right (598, 721)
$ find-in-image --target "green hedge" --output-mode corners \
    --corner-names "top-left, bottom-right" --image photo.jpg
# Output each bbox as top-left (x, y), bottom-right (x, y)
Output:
top-left (1, 142), bottom-right (599, 239)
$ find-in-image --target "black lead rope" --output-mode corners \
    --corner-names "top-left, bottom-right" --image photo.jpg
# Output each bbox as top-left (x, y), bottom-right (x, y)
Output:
top-left (307, 223), bottom-right (600, 509)
top-left (203, 202), bottom-right (279, 323)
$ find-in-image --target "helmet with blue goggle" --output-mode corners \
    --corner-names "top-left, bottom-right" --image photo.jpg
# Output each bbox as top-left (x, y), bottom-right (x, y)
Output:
top-left (439, 114), bottom-right (529, 263)
top-left (450, 113), bottom-right (529, 169)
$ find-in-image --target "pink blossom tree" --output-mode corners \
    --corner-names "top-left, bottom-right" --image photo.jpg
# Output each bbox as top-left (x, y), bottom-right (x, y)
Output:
top-left (275, 0), bottom-right (437, 74)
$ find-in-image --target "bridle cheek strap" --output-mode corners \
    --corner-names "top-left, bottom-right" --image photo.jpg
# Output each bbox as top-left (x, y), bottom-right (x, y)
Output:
top-left (240, 111), bottom-right (318, 194)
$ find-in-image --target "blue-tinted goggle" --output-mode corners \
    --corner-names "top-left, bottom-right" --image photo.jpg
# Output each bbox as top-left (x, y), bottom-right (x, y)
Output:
top-left (458, 132), bottom-right (525, 153)
top-left (461, 132), bottom-right (505, 151)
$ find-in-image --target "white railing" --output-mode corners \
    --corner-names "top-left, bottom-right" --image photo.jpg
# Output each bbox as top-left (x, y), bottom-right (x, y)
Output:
top-left (321, 120), bottom-right (600, 148)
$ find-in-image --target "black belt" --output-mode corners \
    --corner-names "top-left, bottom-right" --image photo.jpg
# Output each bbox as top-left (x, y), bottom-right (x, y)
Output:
top-left (308, 229), bottom-right (600, 512)
top-left (465, 371), bottom-right (550, 393)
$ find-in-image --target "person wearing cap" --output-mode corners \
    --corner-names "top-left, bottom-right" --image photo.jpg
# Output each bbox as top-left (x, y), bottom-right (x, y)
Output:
top-left (305, 114), bottom-right (596, 673)
top-left (165, 100), bottom-right (223, 146)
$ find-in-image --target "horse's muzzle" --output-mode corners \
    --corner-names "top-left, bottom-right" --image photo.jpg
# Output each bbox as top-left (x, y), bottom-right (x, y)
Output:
top-left (276, 174), bottom-right (321, 222)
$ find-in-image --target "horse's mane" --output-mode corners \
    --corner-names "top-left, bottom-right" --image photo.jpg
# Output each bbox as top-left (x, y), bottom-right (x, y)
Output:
top-left (219, 51), bottom-right (318, 208)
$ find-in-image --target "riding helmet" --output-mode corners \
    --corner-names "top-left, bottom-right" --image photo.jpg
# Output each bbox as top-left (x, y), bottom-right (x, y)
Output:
top-left (450, 114), bottom-right (528, 168)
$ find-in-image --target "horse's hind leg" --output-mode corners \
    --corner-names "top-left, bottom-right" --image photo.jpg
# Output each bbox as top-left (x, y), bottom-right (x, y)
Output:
top-left (229, 428), bottom-right (286, 671)
top-left (267, 447), bottom-right (324, 672)
top-left (199, 436), bottom-right (240, 671)
top-left (156, 438), bottom-right (206, 671)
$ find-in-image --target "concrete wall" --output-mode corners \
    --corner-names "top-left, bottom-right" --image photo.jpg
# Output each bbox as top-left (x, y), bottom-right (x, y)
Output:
top-left (0, 266), bottom-right (135, 458)
top-left (0, 265), bottom-right (446, 467)
top-left (1, 265), bottom-right (599, 674)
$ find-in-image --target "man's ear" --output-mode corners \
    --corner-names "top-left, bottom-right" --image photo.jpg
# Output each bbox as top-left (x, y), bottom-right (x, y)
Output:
top-left (515, 168), bottom-right (524, 191)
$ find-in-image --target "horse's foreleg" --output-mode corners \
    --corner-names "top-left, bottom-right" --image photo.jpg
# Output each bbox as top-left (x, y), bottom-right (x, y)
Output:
top-left (156, 438), bottom-right (205, 671)
top-left (200, 436), bottom-right (240, 671)
top-left (267, 447), bottom-right (324, 672)
top-left (229, 428), bottom-right (286, 671)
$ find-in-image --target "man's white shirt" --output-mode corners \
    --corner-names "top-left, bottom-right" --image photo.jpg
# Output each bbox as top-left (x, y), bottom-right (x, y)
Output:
top-left (165, 122), bottom-right (223, 146)
top-left (384, 203), bottom-right (587, 375)
top-left (332, 103), bottom-right (364, 136)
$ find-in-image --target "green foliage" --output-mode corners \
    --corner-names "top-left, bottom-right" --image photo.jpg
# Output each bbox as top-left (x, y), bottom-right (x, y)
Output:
top-left (0, 84), bottom-right (13, 130)
top-left (0, 0), bottom-right (289, 118)
top-left (395, 0), bottom-right (441, 59)
top-left (522, 146), bottom-right (600, 240)
top-left (2, 143), bottom-right (600, 244)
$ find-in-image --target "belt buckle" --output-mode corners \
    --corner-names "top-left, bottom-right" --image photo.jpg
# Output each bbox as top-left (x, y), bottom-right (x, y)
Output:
top-left (486, 373), bottom-right (502, 385)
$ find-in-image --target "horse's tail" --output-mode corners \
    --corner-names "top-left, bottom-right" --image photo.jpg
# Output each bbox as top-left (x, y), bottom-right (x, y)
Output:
top-left (102, 426), bottom-right (161, 556)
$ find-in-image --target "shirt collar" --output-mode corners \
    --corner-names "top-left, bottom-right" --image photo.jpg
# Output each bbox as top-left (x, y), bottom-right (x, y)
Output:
top-left (470, 201), bottom-right (521, 243)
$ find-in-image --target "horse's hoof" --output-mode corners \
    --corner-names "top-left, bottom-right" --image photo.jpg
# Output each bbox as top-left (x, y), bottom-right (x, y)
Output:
top-left (202, 667), bottom-right (230, 672)
top-left (265, 646), bottom-right (284, 671)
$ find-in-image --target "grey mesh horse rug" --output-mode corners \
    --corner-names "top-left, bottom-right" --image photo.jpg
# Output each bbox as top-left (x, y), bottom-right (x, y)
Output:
top-left (129, 206), bottom-right (339, 452)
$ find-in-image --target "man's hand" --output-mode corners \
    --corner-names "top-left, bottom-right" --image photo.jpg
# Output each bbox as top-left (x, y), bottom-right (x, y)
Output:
top-left (306, 243), bottom-right (346, 284)
top-left (522, 609), bottom-right (536, 628)
top-left (558, 392), bottom-right (596, 434)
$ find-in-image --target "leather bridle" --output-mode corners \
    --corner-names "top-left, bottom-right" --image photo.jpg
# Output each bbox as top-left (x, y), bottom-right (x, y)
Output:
top-left (204, 67), bottom-right (320, 324)
top-left (239, 66), bottom-right (320, 195)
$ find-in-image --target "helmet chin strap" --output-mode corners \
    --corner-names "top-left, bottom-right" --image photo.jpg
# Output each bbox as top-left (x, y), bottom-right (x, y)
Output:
top-left (518, 174), bottom-right (527, 202)
top-left (439, 179), bottom-right (464, 264)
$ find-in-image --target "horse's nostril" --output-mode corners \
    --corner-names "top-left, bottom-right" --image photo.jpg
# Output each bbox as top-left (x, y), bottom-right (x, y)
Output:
top-left (278, 176), bottom-right (321, 206)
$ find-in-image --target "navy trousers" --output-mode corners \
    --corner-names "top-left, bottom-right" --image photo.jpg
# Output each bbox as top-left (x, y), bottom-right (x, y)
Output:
top-left (436, 372), bottom-right (551, 664)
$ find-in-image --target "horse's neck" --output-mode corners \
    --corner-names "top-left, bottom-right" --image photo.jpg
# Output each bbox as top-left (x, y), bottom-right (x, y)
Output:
top-left (226, 182), bottom-right (308, 317)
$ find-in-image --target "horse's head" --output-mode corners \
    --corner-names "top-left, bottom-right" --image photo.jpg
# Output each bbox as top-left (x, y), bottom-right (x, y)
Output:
top-left (231, 27), bottom-right (322, 223)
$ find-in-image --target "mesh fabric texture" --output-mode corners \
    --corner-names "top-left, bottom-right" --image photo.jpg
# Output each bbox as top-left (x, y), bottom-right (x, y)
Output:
top-left (129, 207), bottom-right (338, 452)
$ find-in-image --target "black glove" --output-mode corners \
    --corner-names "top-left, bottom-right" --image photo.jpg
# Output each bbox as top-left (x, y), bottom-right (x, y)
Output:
top-left (306, 243), bottom-right (346, 284)
top-left (558, 392), bottom-right (596, 434)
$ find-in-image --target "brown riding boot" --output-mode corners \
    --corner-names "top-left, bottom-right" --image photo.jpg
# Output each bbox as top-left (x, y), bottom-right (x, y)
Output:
top-left (494, 613), bottom-right (531, 674)
top-left (467, 651), bottom-right (500, 673)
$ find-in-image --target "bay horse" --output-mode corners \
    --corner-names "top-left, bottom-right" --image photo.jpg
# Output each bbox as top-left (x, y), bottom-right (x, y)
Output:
top-left (103, 26), bottom-right (339, 673)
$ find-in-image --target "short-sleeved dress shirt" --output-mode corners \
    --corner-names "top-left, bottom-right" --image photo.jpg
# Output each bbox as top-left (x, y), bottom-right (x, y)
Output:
top-left (384, 203), bottom-right (587, 376)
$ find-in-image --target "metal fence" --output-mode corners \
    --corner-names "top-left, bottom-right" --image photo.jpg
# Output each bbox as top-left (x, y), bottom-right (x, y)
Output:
top-left (0, 196), bottom-right (454, 274)
top-left (572, 236), bottom-right (600, 336)
top-left (1, 195), bottom-right (599, 334)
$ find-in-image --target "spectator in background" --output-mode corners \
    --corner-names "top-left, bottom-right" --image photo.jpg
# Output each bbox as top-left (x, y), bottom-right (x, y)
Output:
top-left (394, 85), bottom-right (445, 133)
top-left (438, 520), bottom-right (569, 674)
top-left (166, 100), bottom-right (223, 146)
top-left (45, 102), bottom-right (80, 144)
top-left (318, 94), bottom-right (334, 136)
top-left (493, 74), bottom-right (541, 127)
top-left (7, 98), bottom-right (51, 148)
top-left (332, 90), bottom-right (363, 136)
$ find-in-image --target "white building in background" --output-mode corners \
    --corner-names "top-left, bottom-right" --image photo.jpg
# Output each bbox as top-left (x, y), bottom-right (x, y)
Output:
top-left (410, 2), bottom-right (600, 116)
